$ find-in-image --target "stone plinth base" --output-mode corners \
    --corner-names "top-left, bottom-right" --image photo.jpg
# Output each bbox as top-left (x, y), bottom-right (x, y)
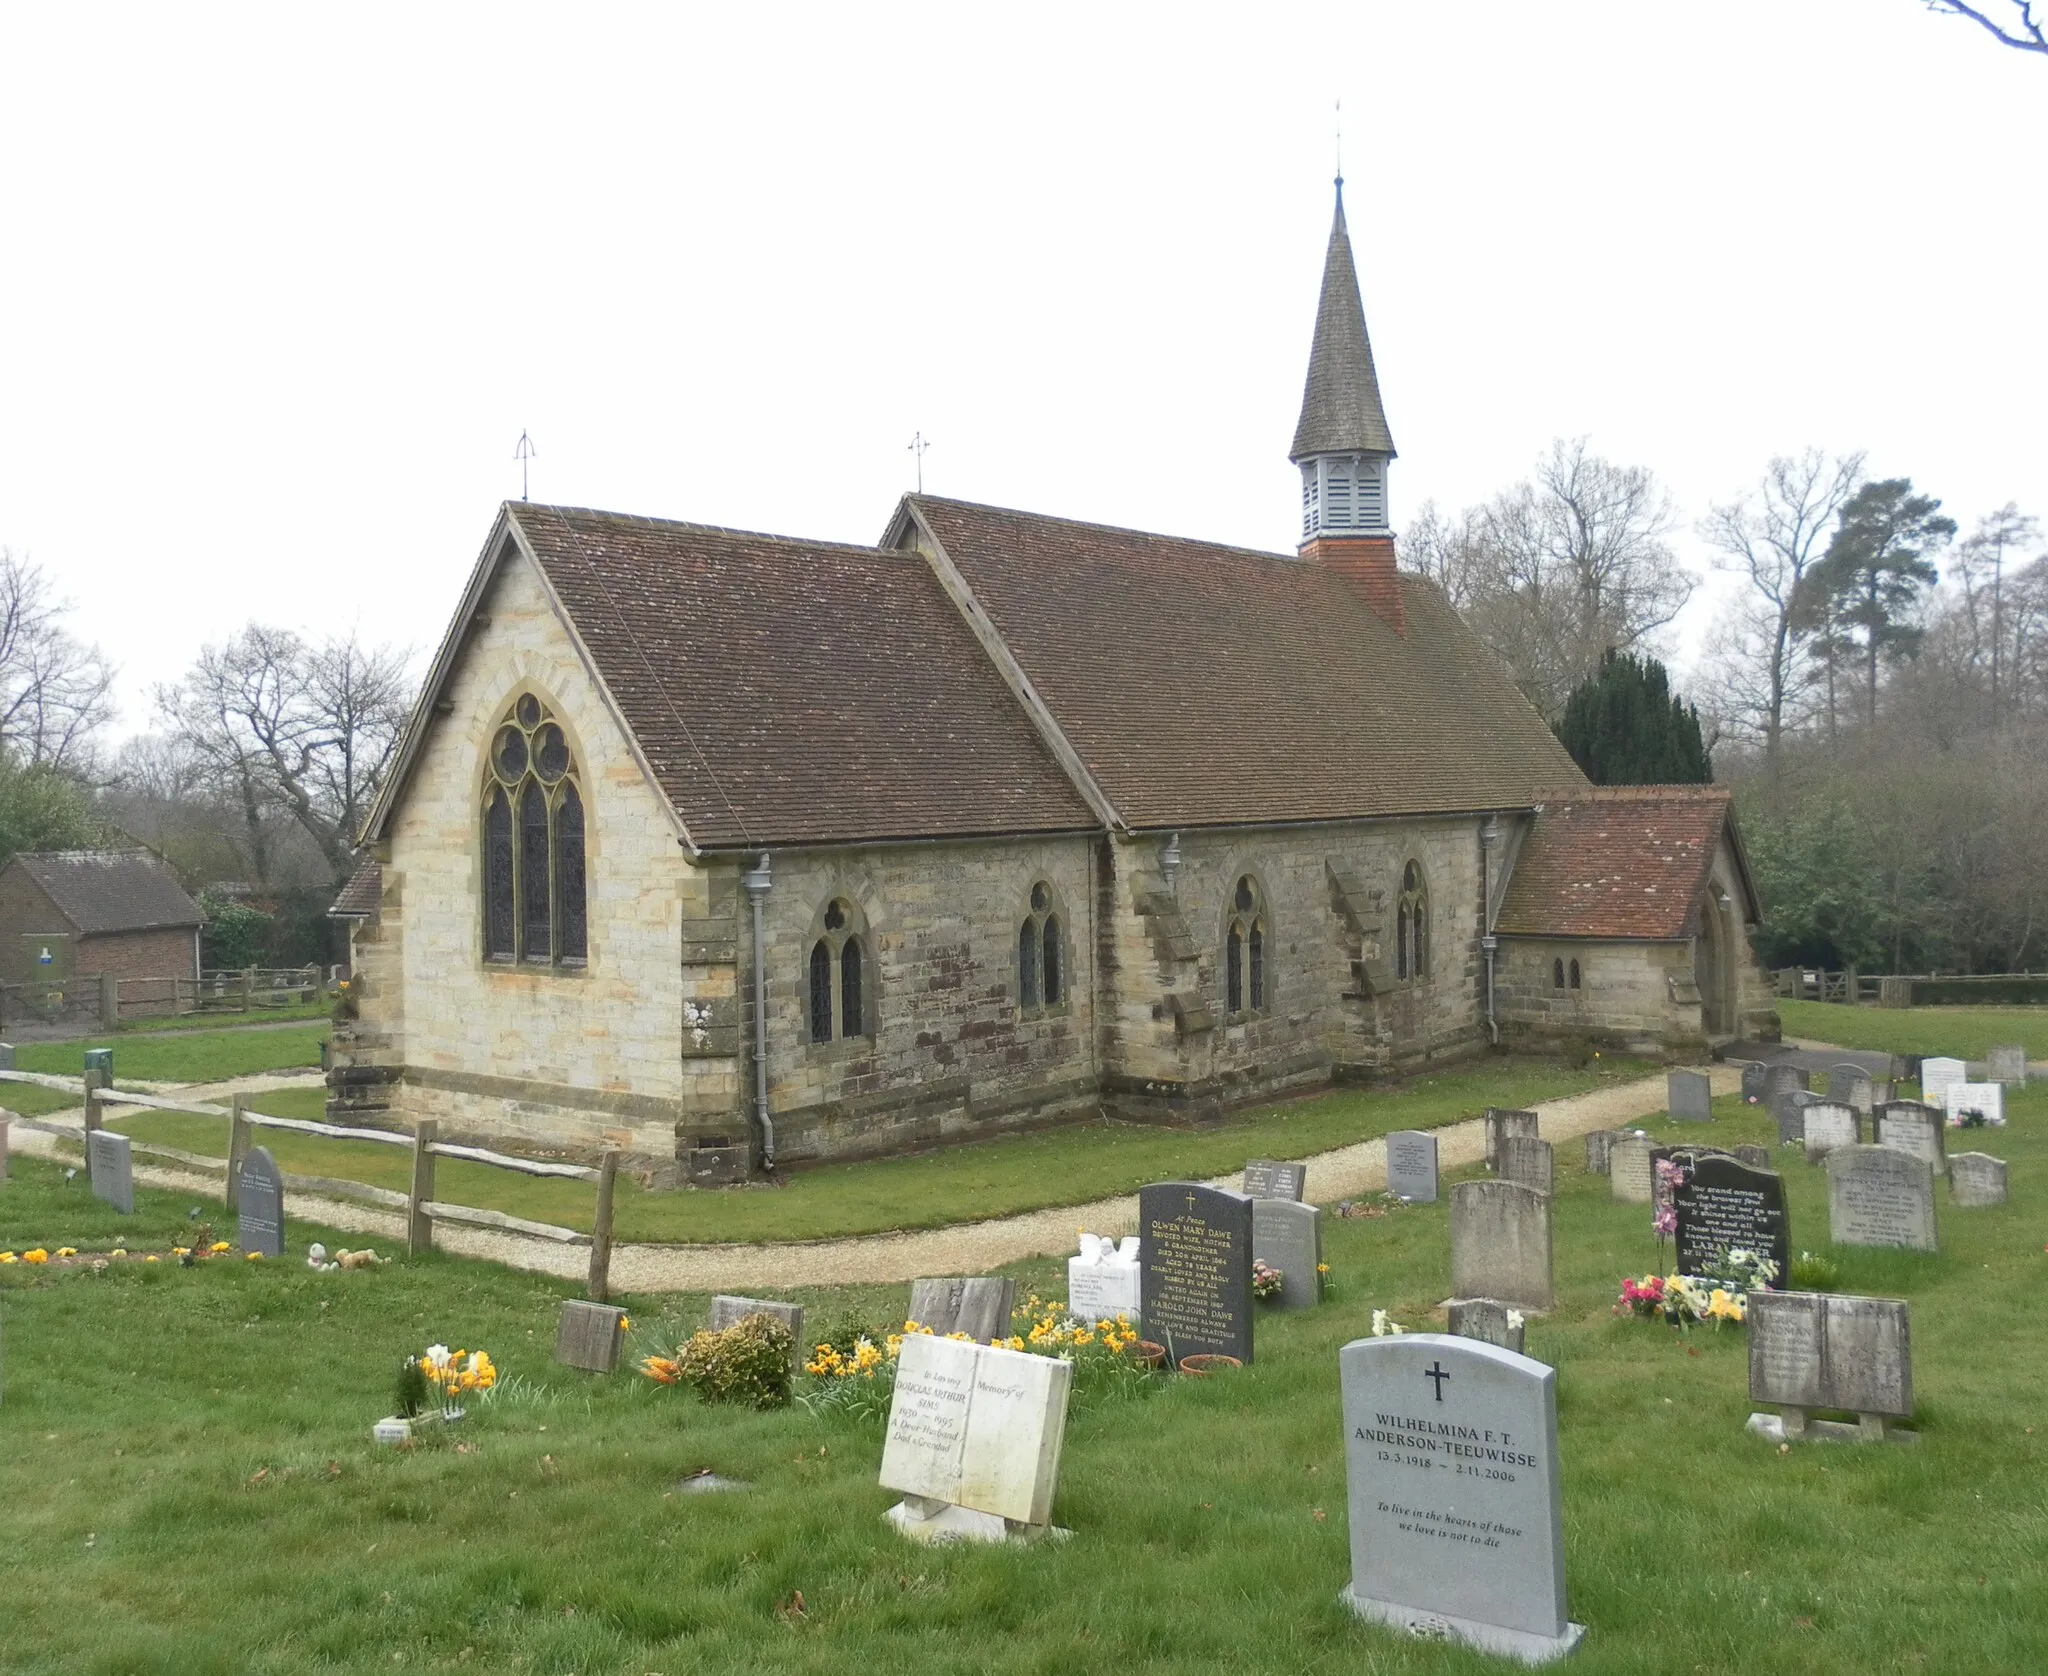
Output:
top-left (883, 1498), bottom-right (1067, 1545)
top-left (1746, 1410), bottom-right (1918, 1445)
top-left (1341, 1587), bottom-right (1584, 1666)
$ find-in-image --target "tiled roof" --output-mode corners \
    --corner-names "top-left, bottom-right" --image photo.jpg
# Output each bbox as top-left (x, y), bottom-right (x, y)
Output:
top-left (904, 496), bottom-right (1584, 829)
top-left (510, 504), bottom-right (1099, 849)
top-left (11, 850), bottom-right (202, 935)
top-left (1290, 185), bottom-right (1396, 460)
top-left (329, 857), bottom-right (381, 918)
top-left (1494, 787), bottom-right (1738, 939)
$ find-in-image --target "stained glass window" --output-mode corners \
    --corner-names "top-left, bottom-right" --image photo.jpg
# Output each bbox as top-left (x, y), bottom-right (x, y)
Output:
top-left (809, 941), bottom-right (832, 1043)
top-left (484, 787), bottom-right (515, 959)
top-left (1042, 914), bottom-right (1062, 1006)
top-left (840, 937), bottom-right (864, 1039)
top-left (480, 695), bottom-right (586, 968)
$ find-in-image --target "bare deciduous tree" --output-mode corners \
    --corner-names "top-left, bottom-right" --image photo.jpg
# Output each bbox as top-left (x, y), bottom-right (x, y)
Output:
top-left (0, 548), bottom-right (117, 769)
top-left (1925, 0), bottom-right (2047, 56)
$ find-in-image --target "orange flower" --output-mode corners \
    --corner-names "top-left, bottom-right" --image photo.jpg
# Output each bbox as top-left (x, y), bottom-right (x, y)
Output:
top-left (639, 1355), bottom-right (681, 1385)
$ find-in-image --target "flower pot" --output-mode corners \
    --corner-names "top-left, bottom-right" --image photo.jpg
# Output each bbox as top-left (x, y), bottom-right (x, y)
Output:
top-left (1178, 1354), bottom-right (1242, 1377)
top-left (1128, 1340), bottom-right (1167, 1370)
top-left (372, 1416), bottom-right (414, 1445)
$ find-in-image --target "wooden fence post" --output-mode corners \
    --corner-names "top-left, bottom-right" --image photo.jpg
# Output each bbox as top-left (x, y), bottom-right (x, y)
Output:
top-left (99, 973), bottom-right (120, 1031)
top-left (83, 1084), bottom-right (102, 1182)
top-left (227, 1095), bottom-right (251, 1210)
top-left (407, 1118), bottom-right (437, 1256)
top-left (587, 1148), bottom-right (620, 1302)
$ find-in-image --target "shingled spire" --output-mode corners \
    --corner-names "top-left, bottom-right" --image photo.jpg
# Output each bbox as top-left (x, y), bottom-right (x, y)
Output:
top-left (1292, 177), bottom-right (1403, 631)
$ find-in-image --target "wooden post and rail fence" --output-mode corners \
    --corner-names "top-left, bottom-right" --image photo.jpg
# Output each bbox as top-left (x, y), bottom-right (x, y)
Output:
top-left (0, 1069), bottom-right (620, 1300)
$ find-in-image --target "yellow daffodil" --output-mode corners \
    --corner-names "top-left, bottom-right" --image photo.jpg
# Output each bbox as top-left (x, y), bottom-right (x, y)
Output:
top-left (144, 1255), bottom-right (159, 1263)
top-left (172, 1247), bottom-right (190, 1257)
top-left (210, 1242), bottom-right (231, 1254)
top-left (55, 1247), bottom-right (77, 1258)
top-left (24, 1249), bottom-right (49, 1264)
top-left (245, 1252), bottom-right (263, 1262)
top-left (110, 1249), bottom-right (126, 1259)
top-left (0, 1253), bottom-right (15, 1264)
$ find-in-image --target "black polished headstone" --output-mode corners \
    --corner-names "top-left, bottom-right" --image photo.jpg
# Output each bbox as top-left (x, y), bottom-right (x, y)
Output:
top-left (1139, 1181), bottom-right (1254, 1365)
top-left (87, 1129), bottom-right (133, 1214)
top-left (1674, 1156), bottom-right (1789, 1284)
top-left (236, 1144), bottom-right (286, 1257)
top-left (1241, 1159), bottom-right (1307, 1202)
top-left (1738, 1061), bottom-right (1768, 1103)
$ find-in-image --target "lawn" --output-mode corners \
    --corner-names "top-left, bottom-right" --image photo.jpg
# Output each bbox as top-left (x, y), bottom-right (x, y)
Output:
top-left (104, 1057), bottom-right (1651, 1245)
top-left (117, 997), bottom-right (332, 1034)
top-left (1777, 1000), bottom-right (2048, 1061)
top-left (10, 1022), bottom-right (329, 1084)
top-left (0, 1073), bottom-right (2041, 1672)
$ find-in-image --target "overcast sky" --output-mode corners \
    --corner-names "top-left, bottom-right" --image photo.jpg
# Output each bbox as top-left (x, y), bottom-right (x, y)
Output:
top-left (2, 3), bottom-right (2040, 739)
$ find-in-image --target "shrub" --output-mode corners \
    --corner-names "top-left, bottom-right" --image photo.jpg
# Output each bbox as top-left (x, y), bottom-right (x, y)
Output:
top-left (1790, 1250), bottom-right (1843, 1291)
top-left (665, 1314), bottom-right (793, 1409)
top-left (394, 1356), bottom-right (429, 1419)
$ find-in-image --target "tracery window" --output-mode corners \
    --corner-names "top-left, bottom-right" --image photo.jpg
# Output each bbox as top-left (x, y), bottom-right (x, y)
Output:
top-left (1018, 881), bottom-right (1066, 1013)
top-left (1224, 873), bottom-right (1267, 1017)
top-left (1395, 860), bottom-right (1429, 982)
top-left (482, 694), bottom-right (586, 967)
top-left (807, 896), bottom-right (871, 1044)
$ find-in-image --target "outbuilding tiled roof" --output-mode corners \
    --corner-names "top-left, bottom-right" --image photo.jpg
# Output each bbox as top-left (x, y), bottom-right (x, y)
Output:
top-left (1494, 787), bottom-right (1743, 940)
top-left (509, 504), bottom-right (1100, 849)
top-left (11, 850), bottom-right (202, 935)
top-left (328, 857), bottom-right (382, 918)
top-left (903, 496), bottom-right (1584, 830)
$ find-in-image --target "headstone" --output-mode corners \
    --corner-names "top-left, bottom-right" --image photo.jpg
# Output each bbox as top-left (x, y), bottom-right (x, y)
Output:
top-left (554, 1299), bottom-right (627, 1371)
top-left (1449, 1181), bottom-right (1553, 1311)
top-left (235, 1144), bottom-right (286, 1257)
top-left (1673, 1156), bottom-right (1790, 1285)
top-left (1747, 1290), bottom-right (1912, 1440)
top-left (1138, 1182), bottom-right (1254, 1364)
top-left (1826, 1146), bottom-right (1937, 1252)
top-left (1829, 1065), bottom-right (1875, 1115)
top-left (1446, 1298), bottom-right (1525, 1355)
top-left (87, 1129), bottom-right (133, 1214)
top-left (0, 1041), bottom-right (13, 1069)
top-left (1763, 1063), bottom-right (1809, 1102)
top-left (1986, 1044), bottom-right (2028, 1087)
top-left (709, 1294), bottom-right (805, 1368)
top-left (1582, 1130), bottom-right (1619, 1175)
top-left (907, 1278), bottom-right (1015, 1344)
top-left (1772, 1087), bottom-right (1818, 1145)
top-left (1943, 1082), bottom-right (2005, 1128)
top-left (1496, 1135), bottom-right (1553, 1197)
top-left (1734, 1143), bottom-right (1771, 1169)
top-left (1339, 1334), bottom-right (1583, 1662)
top-left (1067, 1234), bottom-right (1141, 1324)
top-left (879, 1332), bottom-right (1071, 1539)
top-left (1667, 1069), bottom-right (1713, 1122)
top-left (1609, 1136), bottom-right (1654, 1204)
top-left (1800, 1101), bottom-right (1861, 1164)
top-left (1948, 1152), bottom-right (2007, 1208)
top-left (1737, 1060), bottom-right (1768, 1103)
top-left (1252, 1198), bottom-right (1324, 1310)
top-left (1241, 1159), bottom-right (1307, 1202)
top-left (1875, 1102), bottom-right (1946, 1169)
top-left (1919, 1056), bottom-right (1966, 1106)
top-left (1483, 1109), bottom-right (1540, 1170)
top-left (0, 1115), bottom-right (9, 1182)
top-left (1386, 1130), bottom-right (1439, 1202)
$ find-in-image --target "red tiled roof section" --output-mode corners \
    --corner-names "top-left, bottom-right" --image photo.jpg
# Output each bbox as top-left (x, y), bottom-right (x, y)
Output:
top-left (511, 505), bottom-right (1098, 849)
top-left (907, 497), bottom-right (1585, 828)
top-left (329, 857), bottom-right (382, 918)
top-left (1494, 786), bottom-right (1733, 939)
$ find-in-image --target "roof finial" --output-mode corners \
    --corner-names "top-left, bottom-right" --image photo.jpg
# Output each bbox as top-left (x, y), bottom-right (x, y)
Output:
top-left (1334, 98), bottom-right (1344, 197)
top-left (513, 429), bottom-right (537, 502)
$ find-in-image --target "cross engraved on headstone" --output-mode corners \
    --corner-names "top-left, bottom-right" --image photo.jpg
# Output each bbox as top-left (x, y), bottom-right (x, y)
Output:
top-left (1425, 1361), bottom-right (1450, 1401)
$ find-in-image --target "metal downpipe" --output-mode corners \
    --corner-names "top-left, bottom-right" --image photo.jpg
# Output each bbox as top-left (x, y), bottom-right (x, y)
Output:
top-left (741, 853), bottom-right (775, 1171)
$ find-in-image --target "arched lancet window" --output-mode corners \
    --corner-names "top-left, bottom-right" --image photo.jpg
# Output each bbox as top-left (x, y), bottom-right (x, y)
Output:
top-left (806, 896), bottom-right (873, 1044)
top-left (1553, 958), bottom-right (1566, 990)
top-left (481, 694), bottom-right (586, 967)
top-left (1569, 958), bottom-right (1582, 991)
top-left (1397, 860), bottom-right (1429, 983)
top-left (1224, 873), bottom-right (1268, 1017)
top-left (1018, 881), bottom-right (1069, 1015)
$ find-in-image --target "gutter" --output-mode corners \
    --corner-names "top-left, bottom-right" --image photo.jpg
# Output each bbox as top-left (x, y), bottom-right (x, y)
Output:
top-left (740, 854), bottom-right (775, 1171)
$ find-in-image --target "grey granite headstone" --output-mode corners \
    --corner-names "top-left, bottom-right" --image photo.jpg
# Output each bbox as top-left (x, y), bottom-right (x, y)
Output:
top-left (1340, 1334), bottom-right (1582, 1662)
top-left (1826, 1294), bottom-right (1913, 1417)
top-left (236, 1144), bottom-right (284, 1256)
top-left (1749, 1291), bottom-right (1912, 1426)
top-left (709, 1294), bottom-right (805, 1367)
top-left (1583, 1129), bottom-right (1619, 1175)
top-left (1875, 1102), bottom-right (1945, 1171)
top-left (1986, 1044), bottom-right (2028, 1087)
top-left (1737, 1060), bottom-right (1768, 1103)
top-left (1450, 1180), bottom-right (1553, 1311)
top-left (1667, 1069), bottom-right (1713, 1122)
top-left (1748, 1289), bottom-right (1827, 1409)
top-left (1674, 1156), bottom-right (1790, 1284)
top-left (554, 1299), bottom-right (627, 1371)
top-left (1496, 1134), bottom-right (1553, 1196)
top-left (1386, 1130), bottom-right (1438, 1202)
top-left (1772, 1087), bottom-right (1818, 1145)
top-left (1948, 1152), bottom-right (2007, 1208)
top-left (1446, 1298), bottom-right (1525, 1354)
top-left (1484, 1109), bottom-right (1540, 1170)
top-left (1828, 1063), bottom-right (1865, 1101)
top-left (1801, 1101), bottom-right (1860, 1164)
top-left (1138, 1181), bottom-right (1254, 1364)
top-left (1763, 1063), bottom-right (1809, 1101)
top-left (1252, 1198), bottom-right (1323, 1310)
top-left (87, 1129), bottom-right (133, 1214)
top-left (1735, 1143), bottom-right (1771, 1168)
top-left (907, 1278), bottom-right (1014, 1344)
top-left (1826, 1146), bottom-right (1936, 1252)
top-left (1609, 1136), bottom-right (1654, 1204)
top-left (1241, 1159), bottom-right (1307, 1202)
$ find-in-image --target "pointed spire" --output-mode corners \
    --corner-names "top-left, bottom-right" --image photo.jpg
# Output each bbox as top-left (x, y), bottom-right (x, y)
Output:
top-left (1289, 178), bottom-right (1396, 462)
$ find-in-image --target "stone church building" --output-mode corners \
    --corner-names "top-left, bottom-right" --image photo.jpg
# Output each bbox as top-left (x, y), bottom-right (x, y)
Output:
top-left (332, 185), bottom-right (1773, 1180)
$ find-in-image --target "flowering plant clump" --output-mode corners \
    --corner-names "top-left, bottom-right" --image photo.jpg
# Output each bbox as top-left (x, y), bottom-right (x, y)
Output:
top-left (1702, 1247), bottom-right (1778, 1295)
top-left (1651, 1159), bottom-right (1685, 1239)
top-left (1251, 1259), bottom-right (1285, 1302)
top-left (644, 1314), bottom-right (793, 1409)
top-left (1371, 1309), bottom-right (1408, 1337)
top-left (1614, 1273), bottom-right (1750, 1328)
top-left (412, 1343), bottom-right (498, 1417)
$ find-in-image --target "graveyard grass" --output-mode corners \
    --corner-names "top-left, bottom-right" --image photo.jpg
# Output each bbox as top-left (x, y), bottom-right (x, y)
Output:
top-left (1778, 999), bottom-right (2048, 1061)
top-left (4, 1071), bottom-right (2046, 1670)
top-left (104, 1057), bottom-right (1648, 1245)
top-left (10, 1022), bottom-right (329, 1083)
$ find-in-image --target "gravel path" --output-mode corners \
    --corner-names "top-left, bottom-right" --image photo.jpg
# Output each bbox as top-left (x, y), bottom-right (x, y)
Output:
top-left (8, 1064), bottom-right (1739, 1292)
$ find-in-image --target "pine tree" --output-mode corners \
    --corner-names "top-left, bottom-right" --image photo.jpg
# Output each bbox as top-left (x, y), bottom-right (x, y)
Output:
top-left (1554, 650), bottom-right (1713, 785)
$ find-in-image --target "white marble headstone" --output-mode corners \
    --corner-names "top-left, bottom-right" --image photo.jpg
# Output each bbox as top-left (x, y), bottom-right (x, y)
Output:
top-left (1067, 1234), bottom-right (1141, 1325)
top-left (1801, 1102), bottom-right (1860, 1164)
top-left (1943, 1082), bottom-right (2005, 1127)
top-left (879, 1334), bottom-right (1072, 1529)
top-left (1919, 1057), bottom-right (1966, 1106)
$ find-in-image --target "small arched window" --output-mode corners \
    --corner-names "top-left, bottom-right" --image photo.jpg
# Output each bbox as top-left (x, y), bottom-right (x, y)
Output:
top-left (1396, 860), bottom-right (1429, 983)
top-left (806, 897), bottom-right (872, 1044)
top-left (481, 695), bottom-right (586, 968)
top-left (1224, 873), bottom-right (1268, 1017)
top-left (1569, 958), bottom-right (1582, 991)
top-left (1553, 958), bottom-right (1566, 990)
top-left (1018, 881), bottom-right (1068, 1014)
